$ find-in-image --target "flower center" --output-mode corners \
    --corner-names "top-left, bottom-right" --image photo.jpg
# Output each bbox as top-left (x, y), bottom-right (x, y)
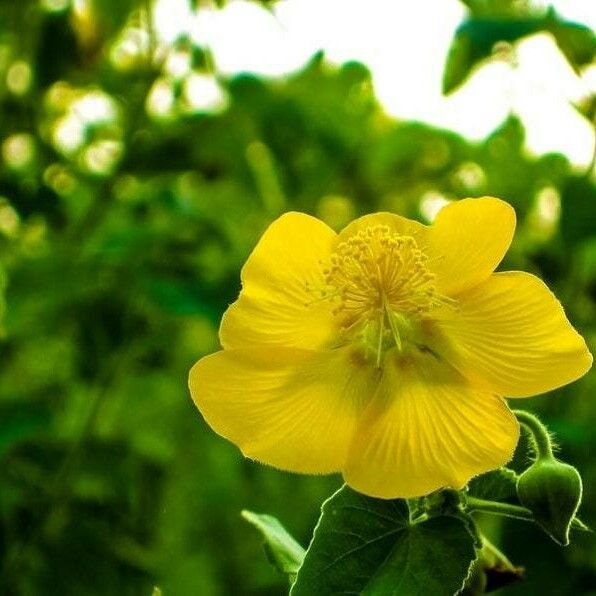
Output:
top-left (313, 225), bottom-right (450, 365)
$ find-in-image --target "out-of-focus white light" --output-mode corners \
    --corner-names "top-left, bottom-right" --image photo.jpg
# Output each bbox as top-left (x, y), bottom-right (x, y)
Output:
top-left (154, 0), bottom-right (596, 167)
top-left (72, 0), bottom-right (88, 15)
top-left (110, 28), bottom-right (151, 71)
top-left (536, 186), bottom-right (561, 224)
top-left (42, 0), bottom-right (70, 12)
top-left (0, 197), bottom-right (20, 238)
top-left (53, 115), bottom-right (85, 153)
top-left (6, 61), bottom-right (32, 96)
top-left (72, 91), bottom-right (117, 123)
top-left (527, 185), bottom-right (561, 240)
top-left (183, 73), bottom-right (228, 113)
top-left (165, 49), bottom-right (192, 79)
top-left (451, 161), bottom-right (486, 193)
top-left (147, 78), bottom-right (175, 118)
top-left (83, 140), bottom-right (123, 175)
top-left (419, 191), bottom-right (451, 223)
top-left (511, 33), bottom-right (595, 168)
top-left (2, 133), bottom-right (35, 169)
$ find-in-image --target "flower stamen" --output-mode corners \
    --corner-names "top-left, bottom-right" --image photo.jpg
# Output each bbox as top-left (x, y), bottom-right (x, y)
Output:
top-left (311, 225), bottom-right (453, 359)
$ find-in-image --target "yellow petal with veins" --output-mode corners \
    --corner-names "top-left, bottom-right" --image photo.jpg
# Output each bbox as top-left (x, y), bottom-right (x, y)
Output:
top-left (343, 352), bottom-right (519, 499)
top-left (220, 212), bottom-right (337, 350)
top-left (189, 202), bottom-right (592, 500)
top-left (189, 346), bottom-right (379, 474)
top-left (435, 271), bottom-right (593, 398)
top-left (429, 197), bottom-right (516, 296)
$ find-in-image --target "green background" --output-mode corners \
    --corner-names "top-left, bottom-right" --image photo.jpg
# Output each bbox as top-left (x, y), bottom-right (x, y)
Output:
top-left (0, 0), bottom-right (595, 594)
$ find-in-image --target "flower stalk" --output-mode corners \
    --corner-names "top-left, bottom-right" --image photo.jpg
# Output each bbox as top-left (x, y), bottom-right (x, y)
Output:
top-left (513, 409), bottom-right (554, 460)
top-left (465, 496), bottom-right (587, 531)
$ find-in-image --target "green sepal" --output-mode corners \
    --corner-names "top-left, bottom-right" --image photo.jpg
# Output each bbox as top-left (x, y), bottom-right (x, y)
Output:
top-left (291, 485), bottom-right (477, 596)
top-left (241, 510), bottom-right (305, 579)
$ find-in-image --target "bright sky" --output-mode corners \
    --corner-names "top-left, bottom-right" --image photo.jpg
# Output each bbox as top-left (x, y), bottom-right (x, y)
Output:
top-left (154, 0), bottom-right (596, 167)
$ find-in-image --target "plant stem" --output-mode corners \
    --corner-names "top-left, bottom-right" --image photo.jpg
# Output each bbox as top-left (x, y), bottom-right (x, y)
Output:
top-left (466, 496), bottom-right (535, 522)
top-left (466, 496), bottom-right (587, 531)
top-left (513, 409), bottom-right (554, 459)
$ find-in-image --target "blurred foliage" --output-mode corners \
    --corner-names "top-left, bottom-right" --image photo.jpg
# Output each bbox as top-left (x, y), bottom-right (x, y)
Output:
top-left (443, 1), bottom-right (596, 93)
top-left (0, 0), bottom-right (594, 595)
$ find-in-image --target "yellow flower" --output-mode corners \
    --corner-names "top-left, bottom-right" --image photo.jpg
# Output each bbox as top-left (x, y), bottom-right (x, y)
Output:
top-left (188, 198), bottom-right (592, 499)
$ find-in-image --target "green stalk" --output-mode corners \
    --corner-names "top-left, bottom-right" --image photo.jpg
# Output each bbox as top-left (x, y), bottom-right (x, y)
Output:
top-left (466, 496), bottom-right (535, 522)
top-left (466, 496), bottom-right (587, 530)
top-left (513, 409), bottom-right (554, 460)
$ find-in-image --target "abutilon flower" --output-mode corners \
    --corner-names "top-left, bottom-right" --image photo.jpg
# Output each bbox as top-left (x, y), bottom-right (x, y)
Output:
top-left (188, 198), bottom-right (592, 499)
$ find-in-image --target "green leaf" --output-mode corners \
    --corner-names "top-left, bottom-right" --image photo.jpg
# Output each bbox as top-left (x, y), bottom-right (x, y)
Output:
top-left (0, 401), bottom-right (51, 458)
top-left (546, 10), bottom-right (596, 72)
top-left (442, 16), bottom-right (542, 94)
top-left (291, 486), bottom-right (477, 596)
top-left (468, 468), bottom-right (519, 501)
top-left (0, 264), bottom-right (6, 335)
top-left (92, 0), bottom-right (140, 38)
top-left (444, 7), bottom-right (595, 94)
top-left (442, 28), bottom-right (475, 95)
top-left (241, 510), bottom-right (306, 576)
top-left (560, 176), bottom-right (596, 246)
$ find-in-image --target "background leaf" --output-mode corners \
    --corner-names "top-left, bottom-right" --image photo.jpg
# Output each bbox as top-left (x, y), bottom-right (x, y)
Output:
top-left (546, 12), bottom-right (596, 72)
top-left (241, 510), bottom-right (305, 577)
top-left (442, 16), bottom-right (542, 94)
top-left (443, 6), bottom-right (595, 94)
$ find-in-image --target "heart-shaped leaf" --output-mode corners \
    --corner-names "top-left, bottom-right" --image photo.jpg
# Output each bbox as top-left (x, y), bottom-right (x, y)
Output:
top-left (291, 486), bottom-right (477, 596)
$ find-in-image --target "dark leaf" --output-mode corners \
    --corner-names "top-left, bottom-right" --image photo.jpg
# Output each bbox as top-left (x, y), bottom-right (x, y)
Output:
top-left (291, 486), bottom-right (477, 596)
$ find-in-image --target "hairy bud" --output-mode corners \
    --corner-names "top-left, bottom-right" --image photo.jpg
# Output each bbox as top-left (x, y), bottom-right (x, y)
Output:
top-left (516, 458), bottom-right (582, 546)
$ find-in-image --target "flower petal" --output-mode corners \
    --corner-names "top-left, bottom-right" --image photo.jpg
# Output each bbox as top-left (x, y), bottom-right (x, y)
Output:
top-left (343, 353), bottom-right (519, 499)
top-left (220, 212), bottom-right (337, 350)
top-left (435, 271), bottom-right (593, 398)
top-left (338, 211), bottom-right (429, 248)
top-left (429, 197), bottom-right (516, 295)
top-left (189, 346), bottom-right (379, 474)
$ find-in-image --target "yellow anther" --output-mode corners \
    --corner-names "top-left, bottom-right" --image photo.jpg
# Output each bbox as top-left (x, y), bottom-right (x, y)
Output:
top-left (310, 225), bottom-right (453, 357)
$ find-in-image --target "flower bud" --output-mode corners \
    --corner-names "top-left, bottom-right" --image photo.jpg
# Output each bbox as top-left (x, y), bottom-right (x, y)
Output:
top-left (516, 457), bottom-right (582, 546)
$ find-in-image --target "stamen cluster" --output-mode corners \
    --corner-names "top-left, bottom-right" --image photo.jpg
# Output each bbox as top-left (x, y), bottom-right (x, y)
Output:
top-left (322, 225), bottom-right (441, 332)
